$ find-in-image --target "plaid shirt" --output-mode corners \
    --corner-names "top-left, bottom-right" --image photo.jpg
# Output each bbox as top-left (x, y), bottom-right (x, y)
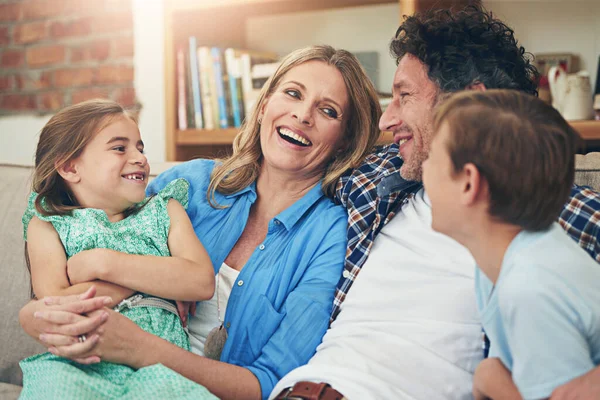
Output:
top-left (332, 144), bottom-right (600, 323)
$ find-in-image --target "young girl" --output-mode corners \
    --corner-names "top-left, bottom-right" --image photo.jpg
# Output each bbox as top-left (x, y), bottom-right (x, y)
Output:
top-left (19, 99), bottom-right (217, 399)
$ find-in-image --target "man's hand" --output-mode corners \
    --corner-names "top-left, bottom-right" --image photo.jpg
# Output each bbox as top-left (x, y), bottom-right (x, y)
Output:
top-left (551, 367), bottom-right (600, 400)
top-left (67, 248), bottom-right (116, 284)
top-left (176, 301), bottom-right (197, 327)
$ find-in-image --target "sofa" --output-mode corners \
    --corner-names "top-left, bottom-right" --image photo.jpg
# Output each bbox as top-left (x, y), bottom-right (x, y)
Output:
top-left (2, 155), bottom-right (600, 399)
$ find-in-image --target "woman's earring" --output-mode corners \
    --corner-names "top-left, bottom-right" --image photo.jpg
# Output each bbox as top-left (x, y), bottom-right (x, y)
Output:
top-left (257, 117), bottom-right (262, 124)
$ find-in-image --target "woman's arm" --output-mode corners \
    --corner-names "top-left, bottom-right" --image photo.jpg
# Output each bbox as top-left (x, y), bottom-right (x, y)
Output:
top-left (68, 200), bottom-right (214, 301)
top-left (27, 216), bottom-right (134, 306)
top-left (38, 307), bottom-right (261, 400)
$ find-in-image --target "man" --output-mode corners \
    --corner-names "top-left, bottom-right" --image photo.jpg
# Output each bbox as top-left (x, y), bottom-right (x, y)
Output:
top-left (271, 6), bottom-right (600, 400)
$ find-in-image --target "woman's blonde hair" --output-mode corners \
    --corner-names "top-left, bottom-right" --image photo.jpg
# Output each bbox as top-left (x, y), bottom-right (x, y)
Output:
top-left (32, 99), bottom-right (136, 216)
top-left (208, 45), bottom-right (381, 206)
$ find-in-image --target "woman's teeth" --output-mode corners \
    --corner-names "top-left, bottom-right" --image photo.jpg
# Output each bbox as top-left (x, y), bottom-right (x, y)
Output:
top-left (278, 127), bottom-right (311, 146)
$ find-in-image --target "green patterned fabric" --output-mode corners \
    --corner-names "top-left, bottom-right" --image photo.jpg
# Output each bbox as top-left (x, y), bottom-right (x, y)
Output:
top-left (19, 178), bottom-right (217, 399)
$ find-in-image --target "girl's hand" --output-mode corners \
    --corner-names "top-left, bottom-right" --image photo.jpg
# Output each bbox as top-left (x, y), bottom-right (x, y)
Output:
top-left (67, 249), bottom-right (116, 284)
top-left (176, 301), bottom-right (197, 327)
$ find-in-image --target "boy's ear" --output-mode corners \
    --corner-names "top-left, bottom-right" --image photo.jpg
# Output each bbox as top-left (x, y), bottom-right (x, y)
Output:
top-left (460, 163), bottom-right (487, 206)
top-left (465, 82), bottom-right (487, 92)
top-left (56, 160), bottom-right (81, 184)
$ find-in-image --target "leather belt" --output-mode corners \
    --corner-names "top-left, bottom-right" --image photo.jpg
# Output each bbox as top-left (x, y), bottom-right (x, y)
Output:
top-left (274, 381), bottom-right (346, 400)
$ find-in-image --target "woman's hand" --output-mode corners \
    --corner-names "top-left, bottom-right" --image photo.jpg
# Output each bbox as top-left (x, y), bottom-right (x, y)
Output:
top-left (48, 308), bottom-right (151, 369)
top-left (67, 249), bottom-right (116, 284)
top-left (176, 301), bottom-right (197, 327)
top-left (20, 286), bottom-right (112, 364)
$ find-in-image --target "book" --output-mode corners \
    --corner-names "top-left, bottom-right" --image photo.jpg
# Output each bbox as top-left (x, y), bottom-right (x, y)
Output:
top-left (184, 49), bottom-right (195, 129)
top-left (176, 46), bottom-right (187, 130)
top-left (224, 48), bottom-right (245, 127)
top-left (188, 37), bottom-right (204, 129)
top-left (240, 50), bottom-right (279, 117)
top-left (197, 46), bottom-right (215, 130)
top-left (211, 47), bottom-right (229, 129)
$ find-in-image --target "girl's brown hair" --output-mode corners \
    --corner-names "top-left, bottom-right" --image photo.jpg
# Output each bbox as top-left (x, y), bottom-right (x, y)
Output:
top-left (26, 99), bottom-right (135, 298)
top-left (207, 45), bottom-right (381, 206)
top-left (32, 99), bottom-right (136, 216)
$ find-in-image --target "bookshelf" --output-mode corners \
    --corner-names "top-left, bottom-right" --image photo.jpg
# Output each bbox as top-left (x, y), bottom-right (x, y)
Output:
top-left (164, 0), bottom-right (400, 161)
top-left (165, 0), bottom-right (600, 160)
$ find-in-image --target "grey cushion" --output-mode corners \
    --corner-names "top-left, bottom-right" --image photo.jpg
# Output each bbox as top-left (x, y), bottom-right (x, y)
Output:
top-left (0, 165), bottom-right (46, 386)
top-left (575, 153), bottom-right (600, 190)
top-left (1, 157), bottom-right (600, 388)
top-left (0, 382), bottom-right (22, 400)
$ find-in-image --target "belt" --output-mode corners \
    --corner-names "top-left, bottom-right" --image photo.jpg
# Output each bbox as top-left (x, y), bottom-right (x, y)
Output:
top-left (274, 382), bottom-right (346, 400)
top-left (113, 293), bottom-right (179, 316)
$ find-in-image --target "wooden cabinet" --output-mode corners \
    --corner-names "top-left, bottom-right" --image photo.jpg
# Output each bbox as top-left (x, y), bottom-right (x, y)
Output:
top-left (163, 0), bottom-right (600, 161)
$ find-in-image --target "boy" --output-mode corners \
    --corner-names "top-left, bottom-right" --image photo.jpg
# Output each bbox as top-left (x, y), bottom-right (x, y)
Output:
top-left (422, 89), bottom-right (600, 400)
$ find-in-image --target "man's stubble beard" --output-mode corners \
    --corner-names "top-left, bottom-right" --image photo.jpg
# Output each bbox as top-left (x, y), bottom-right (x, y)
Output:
top-left (399, 125), bottom-right (433, 183)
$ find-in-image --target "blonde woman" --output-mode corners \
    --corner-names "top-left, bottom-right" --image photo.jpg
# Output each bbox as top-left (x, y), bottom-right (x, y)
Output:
top-left (20, 45), bottom-right (381, 400)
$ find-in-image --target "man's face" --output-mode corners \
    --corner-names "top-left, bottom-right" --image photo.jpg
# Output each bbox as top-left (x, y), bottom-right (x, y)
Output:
top-left (379, 54), bottom-right (440, 182)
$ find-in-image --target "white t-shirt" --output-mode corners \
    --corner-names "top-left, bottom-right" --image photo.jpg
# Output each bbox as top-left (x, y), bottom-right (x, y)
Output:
top-left (271, 189), bottom-right (483, 400)
top-left (188, 263), bottom-right (240, 355)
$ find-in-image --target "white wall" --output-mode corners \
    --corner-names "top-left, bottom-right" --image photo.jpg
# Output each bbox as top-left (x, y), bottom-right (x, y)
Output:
top-left (2, 0), bottom-right (599, 165)
top-left (485, 0), bottom-right (600, 90)
top-left (246, 3), bottom-right (400, 93)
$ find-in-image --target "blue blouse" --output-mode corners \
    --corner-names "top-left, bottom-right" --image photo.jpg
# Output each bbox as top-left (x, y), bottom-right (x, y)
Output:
top-left (147, 159), bottom-right (347, 399)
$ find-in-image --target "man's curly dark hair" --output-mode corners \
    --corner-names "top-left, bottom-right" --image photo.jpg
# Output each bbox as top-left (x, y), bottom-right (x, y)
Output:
top-left (391, 5), bottom-right (539, 96)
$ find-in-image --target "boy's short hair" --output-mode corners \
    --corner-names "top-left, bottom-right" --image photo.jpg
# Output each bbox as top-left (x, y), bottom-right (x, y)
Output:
top-left (433, 89), bottom-right (580, 231)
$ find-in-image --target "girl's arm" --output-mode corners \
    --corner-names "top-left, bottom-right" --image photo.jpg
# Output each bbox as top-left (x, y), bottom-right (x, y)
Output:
top-left (27, 216), bottom-right (134, 307)
top-left (68, 200), bottom-right (214, 302)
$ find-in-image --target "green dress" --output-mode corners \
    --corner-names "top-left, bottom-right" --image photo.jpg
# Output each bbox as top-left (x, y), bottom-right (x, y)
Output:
top-left (19, 178), bottom-right (217, 400)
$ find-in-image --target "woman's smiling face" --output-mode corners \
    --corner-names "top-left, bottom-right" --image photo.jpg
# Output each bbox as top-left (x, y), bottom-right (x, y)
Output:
top-left (258, 60), bottom-right (349, 181)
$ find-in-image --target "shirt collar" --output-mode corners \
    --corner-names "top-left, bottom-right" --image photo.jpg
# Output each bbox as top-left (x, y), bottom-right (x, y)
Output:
top-left (224, 181), bottom-right (257, 202)
top-left (275, 182), bottom-right (326, 231)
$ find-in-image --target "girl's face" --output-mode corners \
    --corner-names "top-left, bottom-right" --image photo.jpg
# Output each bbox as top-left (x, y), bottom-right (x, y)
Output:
top-left (68, 116), bottom-right (149, 217)
top-left (258, 60), bottom-right (349, 182)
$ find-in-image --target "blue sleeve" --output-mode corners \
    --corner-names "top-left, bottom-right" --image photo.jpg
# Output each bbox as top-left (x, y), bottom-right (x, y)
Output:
top-left (246, 210), bottom-right (347, 399)
top-left (499, 270), bottom-right (595, 400)
top-left (147, 159), bottom-right (215, 197)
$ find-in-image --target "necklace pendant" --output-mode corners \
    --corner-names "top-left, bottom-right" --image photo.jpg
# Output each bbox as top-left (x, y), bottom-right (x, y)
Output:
top-left (205, 323), bottom-right (228, 360)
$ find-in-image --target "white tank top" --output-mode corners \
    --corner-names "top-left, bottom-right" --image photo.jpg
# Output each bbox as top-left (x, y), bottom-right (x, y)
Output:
top-left (188, 262), bottom-right (240, 355)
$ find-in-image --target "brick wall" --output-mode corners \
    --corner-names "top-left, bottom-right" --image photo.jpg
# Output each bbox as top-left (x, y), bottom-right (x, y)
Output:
top-left (0, 0), bottom-right (135, 115)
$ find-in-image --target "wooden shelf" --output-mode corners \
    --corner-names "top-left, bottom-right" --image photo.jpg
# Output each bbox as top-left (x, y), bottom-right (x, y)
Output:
top-left (172, 121), bottom-right (600, 149)
top-left (176, 128), bottom-right (239, 145)
top-left (571, 120), bottom-right (600, 141)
